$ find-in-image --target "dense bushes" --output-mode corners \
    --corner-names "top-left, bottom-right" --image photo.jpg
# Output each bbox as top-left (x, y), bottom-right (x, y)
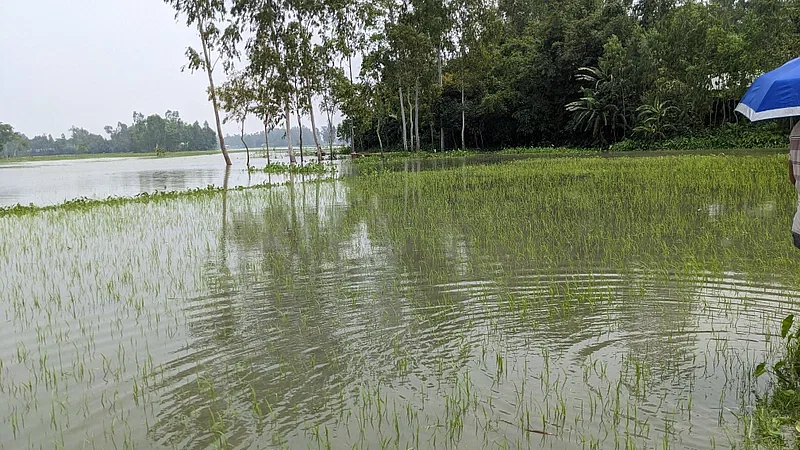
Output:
top-left (611, 122), bottom-right (789, 151)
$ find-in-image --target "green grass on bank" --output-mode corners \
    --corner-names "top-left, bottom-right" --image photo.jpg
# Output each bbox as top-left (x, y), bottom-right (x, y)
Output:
top-left (352, 146), bottom-right (787, 164)
top-left (3, 144), bottom-right (790, 165)
top-left (353, 147), bottom-right (595, 160)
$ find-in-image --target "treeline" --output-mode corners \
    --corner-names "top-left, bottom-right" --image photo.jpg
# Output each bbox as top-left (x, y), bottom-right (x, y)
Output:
top-left (347, 0), bottom-right (800, 150)
top-left (223, 126), bottom-right (338, 150)
top-left (167, 0), bottom-right (800, 156)
top-left (1, 111), bottom-right (218, 157)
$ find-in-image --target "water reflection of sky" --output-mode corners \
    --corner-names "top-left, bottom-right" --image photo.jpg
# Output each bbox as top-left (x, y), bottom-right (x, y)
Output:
top-left (0, 151), bottom-right (316, 207)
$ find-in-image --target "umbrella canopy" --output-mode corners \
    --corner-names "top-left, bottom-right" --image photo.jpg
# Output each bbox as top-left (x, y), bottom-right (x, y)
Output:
top-left (735, 57), bottom-right (800, 121)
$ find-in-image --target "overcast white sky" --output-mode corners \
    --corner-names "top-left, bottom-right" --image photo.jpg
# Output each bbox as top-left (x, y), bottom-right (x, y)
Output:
top-left (0, 0), bottom-right (321, 138)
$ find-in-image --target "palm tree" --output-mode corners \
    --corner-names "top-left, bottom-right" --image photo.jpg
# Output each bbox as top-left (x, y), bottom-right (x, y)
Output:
top-left (633, 98), bottom-right (679, 141)
top-left (566, 66), bottom-right (628, 143)
top-left (566, 94), bottom-right (619, 143)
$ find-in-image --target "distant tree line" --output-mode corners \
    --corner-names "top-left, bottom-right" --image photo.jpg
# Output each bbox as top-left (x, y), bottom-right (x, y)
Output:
top-left (1, 111), bottom-right (219, 157)
top-left (0, 123), bottom-right (29, 157)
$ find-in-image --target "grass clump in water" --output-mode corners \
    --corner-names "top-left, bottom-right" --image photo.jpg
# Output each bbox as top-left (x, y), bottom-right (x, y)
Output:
top-left (0, 183), bottom-right (272, 217)
top-left (250, 162), bottom-right (336, 175)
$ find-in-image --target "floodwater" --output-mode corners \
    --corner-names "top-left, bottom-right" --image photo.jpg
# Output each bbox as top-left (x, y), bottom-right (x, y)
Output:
top-left (0, 151), bottom-right (552, 208)
top-left (0, 151), bottom-right (306, 207)
top-left (0, 153), bottom-right (797, 449)
top-left (2, 149), bottom-right (780, 208)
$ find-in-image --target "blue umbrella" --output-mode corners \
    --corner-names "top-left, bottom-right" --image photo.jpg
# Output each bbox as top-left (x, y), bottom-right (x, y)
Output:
top-left (735, 57), bottom-right (800, 121)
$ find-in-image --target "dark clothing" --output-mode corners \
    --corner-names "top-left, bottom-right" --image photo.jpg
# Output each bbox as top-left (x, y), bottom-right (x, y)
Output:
top-left (793, 232), bottom-right (800, 250)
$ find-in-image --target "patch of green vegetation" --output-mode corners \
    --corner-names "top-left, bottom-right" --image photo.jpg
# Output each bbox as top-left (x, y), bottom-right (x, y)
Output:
top-left (249, 162), bottom-right (337, 175)
top-left (347, 152), bottom-right (796, 278)
top-left (351, 149), bottom-right (474, 161)
top-left (611, 124), bottom-right (787, 152)
top-left (752, 315), bottom-right (800, 449)
top-left (350, 148), bottom-right (602, 167)
top-left (0, 184), bottom-right (265, 217)
top-left (496, 146), bottom-right (597, 155)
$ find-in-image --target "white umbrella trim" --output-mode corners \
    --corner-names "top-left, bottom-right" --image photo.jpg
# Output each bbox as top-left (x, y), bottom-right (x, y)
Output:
top-left (735, 102), bottom-right (800, 121)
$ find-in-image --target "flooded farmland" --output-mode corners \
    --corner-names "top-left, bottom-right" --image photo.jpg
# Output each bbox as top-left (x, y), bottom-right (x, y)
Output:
top-left (0, 152), bottom-right (798, 449)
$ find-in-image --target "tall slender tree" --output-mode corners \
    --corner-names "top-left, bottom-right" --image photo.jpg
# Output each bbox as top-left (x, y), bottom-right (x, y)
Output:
top-left (218, 73), bottom-right (256, 167)
top-left (165, 0), bottom-right (236, 166)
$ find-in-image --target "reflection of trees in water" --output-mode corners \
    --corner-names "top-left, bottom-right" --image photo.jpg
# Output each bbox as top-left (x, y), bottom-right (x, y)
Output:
top-left (148, 177), bottom-right (371, 448)
top-left (136, 171), bottom-right (186, 193)
top-left (606, 272), bottom-right (701, 393)
top-left (337, 171), bottom-right (720, 448)
top-left (147, 162), bottom-right (776, 447)
top-left (341, 172), bottom-right (485, 375)
top-left (134, 169), bottom-right (222, 194)
top-left (342, 170), bottom-right (705, 390)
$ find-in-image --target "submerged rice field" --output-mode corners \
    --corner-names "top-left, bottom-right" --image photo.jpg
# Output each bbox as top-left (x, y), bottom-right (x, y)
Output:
top-left (1, 152), bottom-right (798, 449)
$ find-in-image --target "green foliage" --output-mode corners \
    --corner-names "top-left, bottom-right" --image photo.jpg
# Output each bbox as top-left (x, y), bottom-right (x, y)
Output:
top-left (612, 124), bottom-right (787, 151)
top-left (0, 123), bottom-right (29, 158)
top-left (159, 0), bottom-right (800, 153)
top-left (10, 111), bottom-right (218, 157)
top-left (0, 184), bottom-right (261, 218)
top-left (249, 162), bottom-right (337, 175)
top-left (332, 0), bottom-right (800, 150)
top-left (0, 123), bottom-right (20, 150)
top-left (753, 313), bottom-right (800, 447)
top-left (632, 99), bottom-right (679, 141)
top-left (567, 67), bottom-right (624, 143)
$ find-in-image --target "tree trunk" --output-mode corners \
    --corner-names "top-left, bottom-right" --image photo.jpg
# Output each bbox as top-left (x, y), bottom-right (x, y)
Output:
top-left (461, 81), bottom-right (465, 150)
top-left (348, 55), bottom-right (356, 155)
top-left (400, 87), bottom-right (408, 151)
top-left (414, 78), bottom-right (420, 152)
top-left (407, 88), bottom-right (414, 151)
top-left (306, 79), bottom-right (323, 162)
top-left (438, 49), bottom-right (444, 153)
top-left (264, 121), bottom-right (271, 165)
top-left (326, 107), bottom-right (334, 161)
top-left (296, 90), bottom-right (304, 164)
top-left (199, 21), bottom-right (231, 166)
top-left (241, 120), bottom-right (250, 167)
top-left (376, 117), bottom-right (383, 156)
top-left (285, 100), bottom-right (296, 164)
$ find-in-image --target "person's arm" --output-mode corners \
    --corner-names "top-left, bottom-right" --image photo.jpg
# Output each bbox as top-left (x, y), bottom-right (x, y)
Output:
top-left (790, 157), bottom-right (796, 185)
